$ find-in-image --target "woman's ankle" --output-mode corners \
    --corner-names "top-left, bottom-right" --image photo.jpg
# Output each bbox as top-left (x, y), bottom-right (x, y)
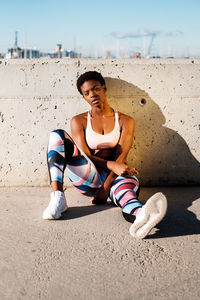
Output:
top-left (51, 181), bottom-right (64, 192)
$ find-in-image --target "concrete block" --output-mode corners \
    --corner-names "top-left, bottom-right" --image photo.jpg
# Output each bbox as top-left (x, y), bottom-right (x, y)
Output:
top-left (0, 58), bottom-right (199, 186)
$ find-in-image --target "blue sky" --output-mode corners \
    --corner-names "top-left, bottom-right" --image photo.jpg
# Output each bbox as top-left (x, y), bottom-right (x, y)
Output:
top-left (0, 0), bottom-right (200, 57)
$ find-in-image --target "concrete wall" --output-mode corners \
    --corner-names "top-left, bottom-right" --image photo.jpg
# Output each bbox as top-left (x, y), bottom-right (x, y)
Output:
top-left (0, 58), bottom-right (200, 186)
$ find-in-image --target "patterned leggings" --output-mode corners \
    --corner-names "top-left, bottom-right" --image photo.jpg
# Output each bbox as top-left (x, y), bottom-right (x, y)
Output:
top-left (47, 129), bottom-right (142, 223)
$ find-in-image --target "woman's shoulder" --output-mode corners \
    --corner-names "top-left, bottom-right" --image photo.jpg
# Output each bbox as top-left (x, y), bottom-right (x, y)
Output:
top-left (118, 111), bottom-right (134, 125)
top-left (71, 111), bottom-right (88, 120)
top-left (117, 112), bottom-right (135, 133)
top-left (71, 112), bottom-right (88, 129)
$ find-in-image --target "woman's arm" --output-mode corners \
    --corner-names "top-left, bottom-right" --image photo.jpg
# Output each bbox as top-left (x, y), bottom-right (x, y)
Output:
top-left (92, 114), bottom-right (139, 204)
top-left (71, 114), bottom-right (137, 173)
top-left (107, 115), bottom-right (138, 175)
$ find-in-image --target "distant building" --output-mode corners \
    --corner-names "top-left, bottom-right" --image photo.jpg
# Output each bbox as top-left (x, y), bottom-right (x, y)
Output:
top-left (6, 31), bottom-right (22, 59)
top-left (56, 44), bottom-right (62, 52)
top-left (66, 50), bottom-right (79, 58)
top-left (6, 31), bottom-right (39, 59)
top-left (5, 33), bottom-right (80, 59)
top-left (6, 47), bottom-right (40, 59)
top-left (21, 49), bottom-right (40, 59)
top-left (54, 44), bottom-right (63, 58)
top-left (103, 51), bottom-right (111, 59)
top-left (131, 52), bottom-right (141, 59)
top-left (6, 46), bottom-right (21, 59)
top-left (46, 44), bottom-right (79, 58)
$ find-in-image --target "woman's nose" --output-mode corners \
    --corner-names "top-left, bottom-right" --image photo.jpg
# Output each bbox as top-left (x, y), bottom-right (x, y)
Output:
top-left (90, 90), bottom-right (96, 97)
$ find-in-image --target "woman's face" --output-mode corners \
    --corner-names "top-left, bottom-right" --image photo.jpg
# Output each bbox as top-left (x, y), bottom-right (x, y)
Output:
top-left (80, 80), bottom-right (106, 107)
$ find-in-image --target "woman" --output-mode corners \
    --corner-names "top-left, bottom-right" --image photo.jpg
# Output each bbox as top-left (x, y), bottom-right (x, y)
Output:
top-left (43, 71), bottom-right (167, 239)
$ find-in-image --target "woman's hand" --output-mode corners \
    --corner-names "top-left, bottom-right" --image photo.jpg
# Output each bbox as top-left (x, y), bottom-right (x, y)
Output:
top-left (91, 185), bottom-right (110, 205)
top-left (107, 161), bottom-right (139, 176)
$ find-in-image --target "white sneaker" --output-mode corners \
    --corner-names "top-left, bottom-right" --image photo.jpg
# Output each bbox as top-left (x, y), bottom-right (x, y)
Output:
top-left (42, 191), bottom-right (68, 220)
top-left (129, 192), bottom-right (167, 239)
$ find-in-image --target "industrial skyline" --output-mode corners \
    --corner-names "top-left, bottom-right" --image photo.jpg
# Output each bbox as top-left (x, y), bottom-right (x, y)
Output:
top-left (0, 0), bottom-right (200, 58)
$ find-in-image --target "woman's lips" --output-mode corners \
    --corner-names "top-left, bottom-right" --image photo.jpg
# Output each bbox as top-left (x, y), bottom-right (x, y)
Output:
top-left (92, 98), bottom-right (100, 104)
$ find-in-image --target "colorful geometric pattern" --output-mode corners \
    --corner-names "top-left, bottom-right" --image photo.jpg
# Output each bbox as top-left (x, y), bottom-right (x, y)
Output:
top-left (47, 129), bottom-right (142, 220)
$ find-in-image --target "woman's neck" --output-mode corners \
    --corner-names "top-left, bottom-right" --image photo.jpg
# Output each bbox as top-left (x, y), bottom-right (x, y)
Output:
top-left (91, 103), bottom-right (114, 117)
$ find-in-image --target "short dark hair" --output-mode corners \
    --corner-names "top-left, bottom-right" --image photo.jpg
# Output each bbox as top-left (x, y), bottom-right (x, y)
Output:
top-left (76, 71), bottom-right (105, 94)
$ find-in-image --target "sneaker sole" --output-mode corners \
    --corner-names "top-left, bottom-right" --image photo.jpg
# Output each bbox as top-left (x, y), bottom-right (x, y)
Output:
top-left (129, 192), bottom-right (167, 239)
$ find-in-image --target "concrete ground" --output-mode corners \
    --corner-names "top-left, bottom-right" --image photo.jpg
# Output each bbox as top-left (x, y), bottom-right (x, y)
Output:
top-left (1, 187), bottom-right (200, 300)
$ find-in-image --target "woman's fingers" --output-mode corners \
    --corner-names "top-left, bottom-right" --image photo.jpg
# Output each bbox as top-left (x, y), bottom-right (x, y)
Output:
top-left (124, 166), bottom-right (139, 175)
top-left (133, 168), bottom-right (139, 175)
top-left (110, 162), bottom-right (139, 176)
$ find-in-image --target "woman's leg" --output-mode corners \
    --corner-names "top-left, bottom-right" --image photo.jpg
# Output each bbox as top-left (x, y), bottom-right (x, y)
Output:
top-left (43, 129), bottom-right (105, 219)
top-left (110, 175), bottom-right (167, 239)
top-left (47, 129), bottom-right (104, 195)
top-left (47, 129), bottom-right (78, 189)
top-left (110, 175), bottom-right (142, 223)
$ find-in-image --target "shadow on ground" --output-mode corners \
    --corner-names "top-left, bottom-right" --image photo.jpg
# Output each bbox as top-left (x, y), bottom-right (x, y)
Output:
top-left (141, 187), bottom-right (200, 239)
top-left (59, 203), bottom-right (111, 221)
top-left (60, 187), bottom-right (200, 239)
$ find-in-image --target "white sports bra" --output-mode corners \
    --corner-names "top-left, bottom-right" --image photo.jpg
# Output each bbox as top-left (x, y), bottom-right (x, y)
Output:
top-left (85, 110), bottom-right (120, 150)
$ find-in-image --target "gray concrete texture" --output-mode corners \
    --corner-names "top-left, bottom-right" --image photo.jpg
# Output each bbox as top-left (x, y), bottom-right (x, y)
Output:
top-left (0, 58), bottom-right (200, 186)
top-left (1, 187), bottom-right (200, 300)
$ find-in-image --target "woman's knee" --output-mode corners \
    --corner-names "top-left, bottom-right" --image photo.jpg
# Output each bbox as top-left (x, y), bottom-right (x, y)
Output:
top-left (124, 174), bottom-right (139, 183)
top-left (121, 174), bottom-right (140, 196)
top-left (48, 129), bottom-right (68, 147)
top-left (113, 174), bottom-right (140, 187)
top-left (109, 174), bottom-right (140, 202)
top-left (50, 129), bottom-right (66, 140)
